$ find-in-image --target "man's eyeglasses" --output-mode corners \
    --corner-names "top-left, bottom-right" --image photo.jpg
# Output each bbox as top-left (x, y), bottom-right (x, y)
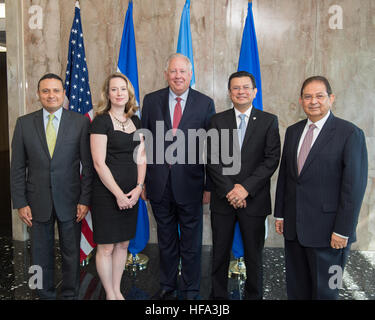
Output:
top-left (302, 94), bottom-right (329, 102)
top-left (231, 86), bottom-right (254, 93)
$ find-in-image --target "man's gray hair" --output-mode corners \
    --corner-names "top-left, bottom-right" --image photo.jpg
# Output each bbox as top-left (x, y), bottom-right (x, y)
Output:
top-left (165, 53), bottom-right (193, 72)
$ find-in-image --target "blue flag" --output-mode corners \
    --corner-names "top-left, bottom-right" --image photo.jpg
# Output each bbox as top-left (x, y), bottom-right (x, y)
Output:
top-left (232, 1), bottom-right (267, 259)
top-left (177, 0), bottom-right (195, 87)
top-left (64, 1), bottom-right (96, 264)
top-left (117, 0), bottom-right (149, 255)
top-left (237, 1), bottom-right (263, 110)
top-left (118, 1), bottom-right (141, 111)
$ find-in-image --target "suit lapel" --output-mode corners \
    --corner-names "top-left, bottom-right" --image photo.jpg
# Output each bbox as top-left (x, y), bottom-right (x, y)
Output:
top-left (33, 109), bottom-right (51, 159)
top-left (293, 120), bottom-right (307, 177)
top-left (299, 113), bottom-right (336, 176)
top-left (177, 87), bottom-right (194, 130)
top-left (228, 109), bottom-right (239, 154)
top-left (241, 107), bottom-right (259, 149)
top-left (228, 108), bottom-right (237, 130)
top-left (162, 88), bottom-right (172, 131)
top-left (53, 108), bottom-right (69, 157)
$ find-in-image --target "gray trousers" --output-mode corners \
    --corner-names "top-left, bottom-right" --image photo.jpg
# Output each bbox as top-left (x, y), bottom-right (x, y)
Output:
top-left (30, 209), bottom-right (81, 300)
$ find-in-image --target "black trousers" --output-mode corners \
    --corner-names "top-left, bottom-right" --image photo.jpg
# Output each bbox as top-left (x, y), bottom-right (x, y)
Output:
top-left (284, 238), bottom-right (351, 300)
top-left (150, 175), bottom-right (203, 299)
top-left (30, 210), bottom-right (81, 300)
top-left (211, 211), bottom-right (266, 300)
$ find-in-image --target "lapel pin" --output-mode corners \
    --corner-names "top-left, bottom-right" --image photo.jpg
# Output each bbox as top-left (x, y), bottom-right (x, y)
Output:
top-left (253, 117), bottom-right (256, 120)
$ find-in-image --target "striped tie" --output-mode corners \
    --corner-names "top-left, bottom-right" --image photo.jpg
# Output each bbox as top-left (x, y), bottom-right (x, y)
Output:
top-left (46, 114), bottom-right (56, 157)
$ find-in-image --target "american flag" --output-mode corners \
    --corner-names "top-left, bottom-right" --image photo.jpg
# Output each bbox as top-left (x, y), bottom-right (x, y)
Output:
top-left (64, 1), bottom-right (95, 264)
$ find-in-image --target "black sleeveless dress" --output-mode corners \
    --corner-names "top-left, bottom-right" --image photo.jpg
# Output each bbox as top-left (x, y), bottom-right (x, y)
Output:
top-left (89, 113), bottom-right (141, 244)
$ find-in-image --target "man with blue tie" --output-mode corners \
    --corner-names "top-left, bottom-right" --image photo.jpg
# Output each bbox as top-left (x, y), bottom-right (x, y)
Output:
top-left (10, 73), bottom-right (93, 299)
top-left (141, 54), bottom-right (215, 300)
top-left (274, 76), bottom-right (368, 299)
top-left (207, 71), bottom-right (280, 299)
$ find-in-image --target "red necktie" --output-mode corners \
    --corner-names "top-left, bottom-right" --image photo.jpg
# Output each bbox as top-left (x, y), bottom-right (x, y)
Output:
top-left (172, 97), bottom-right (182, 135)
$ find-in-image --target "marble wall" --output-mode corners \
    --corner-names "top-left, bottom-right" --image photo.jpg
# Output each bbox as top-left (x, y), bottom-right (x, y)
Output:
top-left (6, 0), bottom-right (375, 249)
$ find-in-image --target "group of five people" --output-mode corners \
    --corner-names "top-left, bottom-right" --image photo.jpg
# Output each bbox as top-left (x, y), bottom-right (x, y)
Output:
top-left (10, 53), bottom-right (368, 300)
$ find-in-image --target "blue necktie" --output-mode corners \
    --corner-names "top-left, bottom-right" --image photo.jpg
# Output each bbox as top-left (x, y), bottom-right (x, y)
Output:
top-left (239, 114), bottom-right (247, 148)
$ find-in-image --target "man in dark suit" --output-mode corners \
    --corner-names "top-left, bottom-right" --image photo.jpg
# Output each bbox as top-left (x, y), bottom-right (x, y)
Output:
top-left (10, 73), bottom-right (93, 299)
top-left (207, 71), bottom-right (280, 299)
top-left (274, 76), bottom-right (368, 299)
top-left (141, 53), bottom-right (215, 300)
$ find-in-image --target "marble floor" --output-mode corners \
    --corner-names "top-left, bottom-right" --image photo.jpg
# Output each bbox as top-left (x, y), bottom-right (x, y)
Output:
top-left (1, 235), bottom-right (375, 300)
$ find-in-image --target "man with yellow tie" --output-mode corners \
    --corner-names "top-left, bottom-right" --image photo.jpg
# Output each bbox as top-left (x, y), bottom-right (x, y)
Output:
top-left (10, 73), bottom-right (93, 299)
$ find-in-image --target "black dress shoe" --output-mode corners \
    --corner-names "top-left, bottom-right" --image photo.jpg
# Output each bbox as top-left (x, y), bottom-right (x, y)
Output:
top-left (151, 289), bottom-right (178, 300)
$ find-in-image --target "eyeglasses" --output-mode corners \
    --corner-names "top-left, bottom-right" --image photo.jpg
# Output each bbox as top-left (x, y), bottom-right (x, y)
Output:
top-left (302, 94), bottom-right (329, 102)
top-left (230, 86), bottom-right (254, 93)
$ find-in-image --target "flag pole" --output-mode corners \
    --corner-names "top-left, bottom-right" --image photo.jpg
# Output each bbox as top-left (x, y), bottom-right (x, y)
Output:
top-left (80, 251), bottom-right (93, 267)
top-left (125, 253), bottom-right (149, 272)
top-left (76, 0), bottom-right (86, 267)
top-left (228, 258), bottom-right (247, 280)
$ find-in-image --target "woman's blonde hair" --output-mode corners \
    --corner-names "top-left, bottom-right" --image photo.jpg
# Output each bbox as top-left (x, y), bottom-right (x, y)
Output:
top-left (95, 72), bottom-right (138, 117)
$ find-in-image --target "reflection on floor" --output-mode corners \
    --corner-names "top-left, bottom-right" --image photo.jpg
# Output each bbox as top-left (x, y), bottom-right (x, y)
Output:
top-left (1, 236), bottom-right (375, 300)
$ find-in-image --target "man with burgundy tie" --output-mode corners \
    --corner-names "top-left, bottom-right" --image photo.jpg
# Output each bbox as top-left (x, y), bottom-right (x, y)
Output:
top-left (207, 71), bottom-right (280, 299)
top-left (141, 53), bottom-right (215, 300)
top-left (10, 73), bottom-right (93, 299)
top-left (274, 76), bottom-right (368, 299)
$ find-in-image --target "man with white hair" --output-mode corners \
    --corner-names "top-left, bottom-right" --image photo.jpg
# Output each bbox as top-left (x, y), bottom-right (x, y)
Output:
top-left (141, 53), bottom-right (215, 300)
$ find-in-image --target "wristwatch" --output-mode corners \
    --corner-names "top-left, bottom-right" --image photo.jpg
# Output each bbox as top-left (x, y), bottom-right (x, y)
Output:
top-left (137, 183), bottom-right (144, 190)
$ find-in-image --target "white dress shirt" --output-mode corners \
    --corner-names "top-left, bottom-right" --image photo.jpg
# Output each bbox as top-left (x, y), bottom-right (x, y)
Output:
top-left (297, 110), bottom-right (331, 157)
top-left (169, 88), bottom-right (189, 122)
top-left (43, 107), bottom-right (63, 135)
top-left (234, 105), bottom-right (252, 129)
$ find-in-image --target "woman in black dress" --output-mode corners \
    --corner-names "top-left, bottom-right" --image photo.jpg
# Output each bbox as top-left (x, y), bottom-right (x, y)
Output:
top-left (90, 73), bottom-right (146, 300)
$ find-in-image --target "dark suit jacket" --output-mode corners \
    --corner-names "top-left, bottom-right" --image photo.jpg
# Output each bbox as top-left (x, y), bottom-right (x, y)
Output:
top-left (141, 87), bottom-right (215, 204)
top-left (10, 108), bottom-right (93, 222)
top-left (207, 107), bottom-right (281, 216)
top-left (274, 112), bottom-right (368, 247)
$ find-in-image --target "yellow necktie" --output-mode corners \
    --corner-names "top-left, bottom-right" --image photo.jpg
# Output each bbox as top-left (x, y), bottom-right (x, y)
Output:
top-left (46, 114), bottom-right (56, 157)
